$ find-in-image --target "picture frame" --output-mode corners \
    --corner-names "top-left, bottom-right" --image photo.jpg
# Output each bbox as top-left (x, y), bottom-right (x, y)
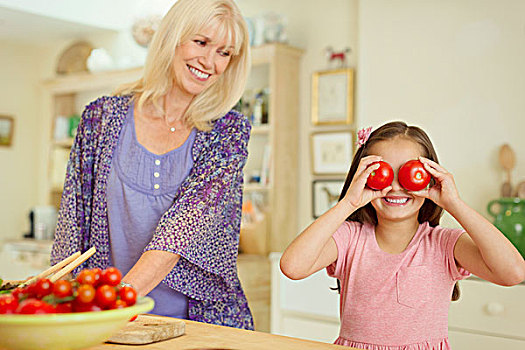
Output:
top-left (0, 115), bottom-right (14, 147)
top-left (312, 179), bottom-right (345, 218)
top-left (311, 131), bottom-right (353, 175)
top-left (311, 68), bottom-right (354, 125)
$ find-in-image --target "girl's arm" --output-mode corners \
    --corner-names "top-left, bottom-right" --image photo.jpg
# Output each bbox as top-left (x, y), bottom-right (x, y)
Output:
top-left (418, 157), bottom-right (525, 286)
top-left (280, 156), bottom-right (391, 280)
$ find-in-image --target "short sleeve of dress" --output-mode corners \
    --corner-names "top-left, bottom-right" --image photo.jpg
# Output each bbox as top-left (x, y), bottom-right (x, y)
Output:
top-left (443, 228), bottom-right (471, 281)
top-left (326, 221), bottom-right (359, 280)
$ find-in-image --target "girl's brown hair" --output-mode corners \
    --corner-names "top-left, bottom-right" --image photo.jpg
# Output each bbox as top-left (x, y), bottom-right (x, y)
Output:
top-left (335, 121), bottom-right (460, 301)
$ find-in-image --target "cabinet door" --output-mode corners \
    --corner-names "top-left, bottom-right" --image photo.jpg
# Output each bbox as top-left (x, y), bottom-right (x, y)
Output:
top-left (449, 279), bottom-right (525, 339)
top-left (449, 330), bottom-right (525, 350)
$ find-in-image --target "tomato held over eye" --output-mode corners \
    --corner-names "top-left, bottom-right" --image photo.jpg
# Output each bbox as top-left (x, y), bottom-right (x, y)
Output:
top-left (398, 159), bottom-right (431, 191)
top-left (366, 161), bottom-right (394, 190)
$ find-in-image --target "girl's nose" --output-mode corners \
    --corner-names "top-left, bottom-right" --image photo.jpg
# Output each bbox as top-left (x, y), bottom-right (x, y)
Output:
top-left (390, 173), bottom-right (403, 191)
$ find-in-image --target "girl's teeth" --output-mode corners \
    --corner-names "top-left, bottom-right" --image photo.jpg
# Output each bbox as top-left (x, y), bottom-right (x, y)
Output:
top-left (385, 198), bottom-right (409, 204)
top-left (189, 66), bottom-right (210, 79)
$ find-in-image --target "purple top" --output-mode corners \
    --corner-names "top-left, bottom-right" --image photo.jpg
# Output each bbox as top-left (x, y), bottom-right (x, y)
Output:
top-left (51, 95), bottom-right (254, 329)
top-left (107, 103), bottom-right (195, 318)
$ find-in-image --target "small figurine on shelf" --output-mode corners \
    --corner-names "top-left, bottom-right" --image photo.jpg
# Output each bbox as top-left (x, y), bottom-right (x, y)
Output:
top-left (325, 46), bottom-right (351, 69)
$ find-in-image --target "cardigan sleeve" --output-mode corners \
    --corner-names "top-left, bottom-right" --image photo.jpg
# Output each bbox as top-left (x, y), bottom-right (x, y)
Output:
top-left (50, 99), bottom-right (101, 266)
top-left (144, 111), bottom-right (250, 285)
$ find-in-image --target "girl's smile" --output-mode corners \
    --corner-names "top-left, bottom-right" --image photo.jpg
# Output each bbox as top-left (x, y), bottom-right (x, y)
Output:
top-left (382, 195), bottom-right (411, 206)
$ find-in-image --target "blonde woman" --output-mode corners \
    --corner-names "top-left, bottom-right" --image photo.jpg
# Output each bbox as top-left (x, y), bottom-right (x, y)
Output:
top-left (51, 0), bottom-right (253, 329)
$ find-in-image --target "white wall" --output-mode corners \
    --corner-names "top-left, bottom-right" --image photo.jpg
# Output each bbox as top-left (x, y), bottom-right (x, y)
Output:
top-left (0, 41), bottom-right (43, 239)
top-left (358, 0), bottom-right (525, 227)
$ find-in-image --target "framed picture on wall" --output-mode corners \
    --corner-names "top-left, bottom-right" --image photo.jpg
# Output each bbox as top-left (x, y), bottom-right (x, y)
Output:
top-left (311, 131), bottom-right (353, 175)
top-left (0, 115), bottom-right (14, 147)
top-left (312, 179), bottom-right (345, 218)
top-left (311, 68), bottom-right (354, 125)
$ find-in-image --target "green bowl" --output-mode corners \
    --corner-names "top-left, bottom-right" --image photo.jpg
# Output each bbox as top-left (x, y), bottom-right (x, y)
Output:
top-left (0, 296), bottom-right (154, 350)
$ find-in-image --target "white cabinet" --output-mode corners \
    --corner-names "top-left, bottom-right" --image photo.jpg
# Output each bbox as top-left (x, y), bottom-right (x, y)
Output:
top-left (0, 240), bottom-right (52, 280)
top-left (270, 253), bottom-right (340, 343)
top-left (449, 278), bottom-right (525, 350)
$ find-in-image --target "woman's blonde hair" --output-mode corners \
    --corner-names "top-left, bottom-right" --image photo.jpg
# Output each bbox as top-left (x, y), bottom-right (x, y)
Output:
top-left (115, 0), bottom-right (251, 131)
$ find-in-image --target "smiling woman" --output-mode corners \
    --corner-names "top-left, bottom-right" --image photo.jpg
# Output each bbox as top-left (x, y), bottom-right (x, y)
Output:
top-left (50, 0), bottom-right (255, 330)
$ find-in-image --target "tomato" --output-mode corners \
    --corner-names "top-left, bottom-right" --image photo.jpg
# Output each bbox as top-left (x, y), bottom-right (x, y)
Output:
top-left (11, 287), bottom-right (28, 301)
top-left (34, 278), bottom-right (54, 298)
top-left (0, 294), bottom-right (19, 314)
top-left (95, 285), bottom-right (117, 308)
top-left (398, 159), bottom-right (431, 191)
top-left (91, 268), bottom-right (103, 287)
top-left (16, 298), bottom-right (55, 314)
top-left (111, 299), bottom-right (127, 310)
top-left (54, 302), bottom-right (73, 313)
top-left (366, 161), bottom-right (394, 190)
top-left (76, 284), bottom-right (96, 304)
top-left (129, 315), bottom-right (138, 322)
top-left (118, 286), bottom-right (137, 306)
top-left (76, 269), bottom-right (97, 286)
top-left (101, 267), bottom-right (122, 287)
top-left (52, 280), bottom-right (73, 298)
top-left (73, 301), bottom-right (102, 313)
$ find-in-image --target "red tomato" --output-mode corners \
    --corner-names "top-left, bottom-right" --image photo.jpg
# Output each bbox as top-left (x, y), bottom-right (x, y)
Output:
top-left (398, 159), bottom-right (431, 191)
top-left (95, 285), bottom-right (117, 308)
top-left (118, 286), bottom-right (137, 306)
top-left (76, 284), bottom-right (96, 304)
top-left (16, 298), bottom-right (55, 314)
top-left (91, 268), bottom-right (103, 287)
top-left (101, 267), bottom-right (122, 287)
top-left (34, 278), bottom-right (54, 298)
top-left (366, 161), bottom-right (394, 190)
top-left (11, 287), bottom-right (28, 300)
top-left (76, 269), bottom-right (97, 286)
top-left (73, 301), bottom-right (102, 313)
top-left (111, 299), bottom-right (127, 310)
top-left (129, 315), bottom-right (138, 322)
top-left (54, 302), bottom-right (73, 313)
top-left (0, 294), bottom-right (19, 314)
top-left (52, 280), bottom-right (73, 298)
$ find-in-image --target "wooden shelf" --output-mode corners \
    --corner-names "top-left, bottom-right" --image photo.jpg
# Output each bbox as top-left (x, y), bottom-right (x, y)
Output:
top-left (53, 138), bottom-right (74, 149)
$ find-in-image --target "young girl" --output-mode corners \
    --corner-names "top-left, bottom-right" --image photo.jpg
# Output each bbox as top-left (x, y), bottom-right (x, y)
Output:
top-left (280, 121), bottom-right (525, 349)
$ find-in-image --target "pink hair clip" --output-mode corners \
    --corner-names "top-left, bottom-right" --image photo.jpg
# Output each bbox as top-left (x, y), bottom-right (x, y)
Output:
top-left (356, 126), bottom-right (372, 148)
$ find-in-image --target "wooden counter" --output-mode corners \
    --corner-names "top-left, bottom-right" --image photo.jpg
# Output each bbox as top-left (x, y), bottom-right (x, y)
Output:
top-left (94, 318), bottom-right (354, 350)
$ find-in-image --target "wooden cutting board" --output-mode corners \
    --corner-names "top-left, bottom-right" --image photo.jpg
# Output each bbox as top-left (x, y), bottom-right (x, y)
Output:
top-left (107, 314), bottom-right (185, 345)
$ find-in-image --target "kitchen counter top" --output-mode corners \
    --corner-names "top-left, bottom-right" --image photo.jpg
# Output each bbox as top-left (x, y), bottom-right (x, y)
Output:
top-left (94, 318), bottom-right (353, 350)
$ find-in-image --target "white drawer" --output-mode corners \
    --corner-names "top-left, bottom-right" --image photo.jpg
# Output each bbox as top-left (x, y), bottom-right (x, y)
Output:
top-left (449, 279), bottom-right (525, 339)
top-left (449, 330), bottom-right (525, 350)
top-left (280, 313), bottom-right (340, 343)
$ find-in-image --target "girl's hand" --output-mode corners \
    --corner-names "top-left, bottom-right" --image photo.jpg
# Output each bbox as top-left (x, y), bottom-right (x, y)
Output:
top-left (412, 157), bottom-right (461, 210)
top-left (341, 156), bottom-right (392, 210)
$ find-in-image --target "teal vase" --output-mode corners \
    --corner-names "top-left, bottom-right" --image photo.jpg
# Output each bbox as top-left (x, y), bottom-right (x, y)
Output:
top-left (487, 198), bottom-right (525, 258)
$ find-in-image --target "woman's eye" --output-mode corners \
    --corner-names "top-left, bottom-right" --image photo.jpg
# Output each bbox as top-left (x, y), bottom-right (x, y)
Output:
top-left (194, 40), bottom-right (206, 46)
top-left (219, 50), bottom-right (231, 57)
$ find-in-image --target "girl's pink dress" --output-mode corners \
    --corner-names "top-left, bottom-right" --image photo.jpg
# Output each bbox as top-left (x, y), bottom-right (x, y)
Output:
top-left (327, 221), bottom-right (470, 350)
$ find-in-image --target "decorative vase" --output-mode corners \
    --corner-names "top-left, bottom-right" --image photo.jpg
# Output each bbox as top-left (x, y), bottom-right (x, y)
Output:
top-left (487, 198), bottom-right (525, 258)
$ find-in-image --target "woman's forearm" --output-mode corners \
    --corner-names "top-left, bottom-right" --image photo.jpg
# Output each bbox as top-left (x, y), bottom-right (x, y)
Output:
top-left (448, 199), bottom-right (525, 284)
top-left (122, 250), bottom-right (180, 296)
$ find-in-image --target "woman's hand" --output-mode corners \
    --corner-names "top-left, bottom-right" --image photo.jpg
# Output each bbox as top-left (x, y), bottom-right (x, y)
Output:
top-left (341, 155), bottom-right (392, 210)
top-left (412, 157), bottom-right (460, 210)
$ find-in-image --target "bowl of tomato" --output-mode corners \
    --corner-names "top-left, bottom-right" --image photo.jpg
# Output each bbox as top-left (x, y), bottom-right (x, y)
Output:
top-left (0, 267), bottom-right (154, 350)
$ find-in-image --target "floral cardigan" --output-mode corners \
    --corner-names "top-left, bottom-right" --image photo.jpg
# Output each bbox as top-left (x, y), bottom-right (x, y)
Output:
top-left (51, 95), bottom-right (254, 330)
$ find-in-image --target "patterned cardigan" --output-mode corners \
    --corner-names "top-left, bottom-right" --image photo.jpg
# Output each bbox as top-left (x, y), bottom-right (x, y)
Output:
top-left (51, 95), bottom-right (254, 330)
